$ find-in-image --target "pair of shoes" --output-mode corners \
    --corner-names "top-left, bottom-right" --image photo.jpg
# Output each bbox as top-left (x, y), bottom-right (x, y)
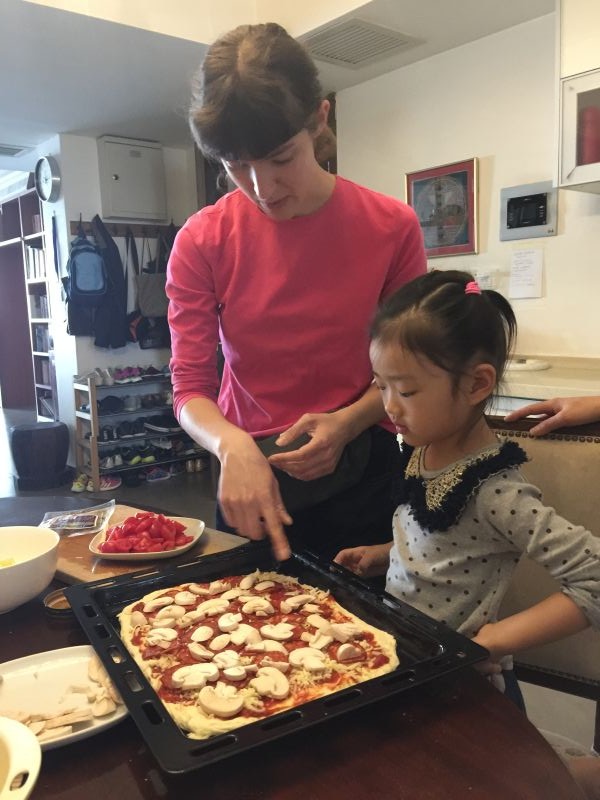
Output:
top-left (86, 475), bottom-right (122, 491)
top-left (144, 414), bottom-right (182, 433)
top-left (113, 366), bottom-right (143, 384)
top-left (98, 395), bottom-right (124, 414)
top-left (121, 448), bottom-right (142, 466)
top-left (99, 425), bottom-right (117, 442)
top-left (74, 368), bottom-right (114, 386)
top-left (71, 473), bottom-right (89, 492)
top-left (140, 365), bottom-right (162, 380)
top-left (145, 467), bottom-right (170, 482)
top-left (123, 395), bottom-right (142, 412)
top-left (99, 455), bottom-right (115, 470)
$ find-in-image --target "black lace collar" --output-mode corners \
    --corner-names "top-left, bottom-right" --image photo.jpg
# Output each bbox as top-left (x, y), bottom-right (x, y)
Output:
top-left (397, 441), bottom-right (527, 532)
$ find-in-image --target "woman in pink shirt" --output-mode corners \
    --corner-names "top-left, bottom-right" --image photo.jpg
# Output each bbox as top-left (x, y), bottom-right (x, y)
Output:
top-left (167, 22), bottom-right (426, 560)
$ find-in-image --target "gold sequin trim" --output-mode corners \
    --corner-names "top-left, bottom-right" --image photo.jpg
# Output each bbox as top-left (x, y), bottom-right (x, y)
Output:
top-left (406, 446), bottom-right (502, 511)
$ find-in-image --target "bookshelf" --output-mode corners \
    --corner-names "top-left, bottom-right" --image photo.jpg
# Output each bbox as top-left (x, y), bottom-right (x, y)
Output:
top-left (0, 188), bottom-right (57, 420)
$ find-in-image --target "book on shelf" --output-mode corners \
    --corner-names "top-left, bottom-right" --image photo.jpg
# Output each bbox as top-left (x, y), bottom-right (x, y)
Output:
top-left (38, 394), bottom-right (55, 419)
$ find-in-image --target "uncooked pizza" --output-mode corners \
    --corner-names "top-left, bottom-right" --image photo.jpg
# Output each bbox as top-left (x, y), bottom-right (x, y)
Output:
top-left (118, 569), bottom-right (399, 739)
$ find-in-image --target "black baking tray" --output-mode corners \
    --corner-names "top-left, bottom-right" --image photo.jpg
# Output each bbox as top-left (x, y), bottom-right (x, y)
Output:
top-left (65, 542), bottom-right (487, 774)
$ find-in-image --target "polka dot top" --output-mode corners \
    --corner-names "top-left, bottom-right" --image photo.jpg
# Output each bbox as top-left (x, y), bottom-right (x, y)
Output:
top-left (386, 452), bottom-right (600, 639)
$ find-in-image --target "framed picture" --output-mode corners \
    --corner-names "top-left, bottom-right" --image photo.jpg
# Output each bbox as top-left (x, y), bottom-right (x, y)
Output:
top-left (405, 158), bottom-right (478, 257)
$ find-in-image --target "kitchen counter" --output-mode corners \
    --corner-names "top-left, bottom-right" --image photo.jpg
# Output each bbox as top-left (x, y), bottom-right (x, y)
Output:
top-left (503, 356), bottom-right (600, 401)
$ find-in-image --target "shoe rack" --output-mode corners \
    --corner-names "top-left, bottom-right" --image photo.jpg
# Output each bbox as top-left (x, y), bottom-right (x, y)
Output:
top-left (73, 374), bottom-right (206, 491)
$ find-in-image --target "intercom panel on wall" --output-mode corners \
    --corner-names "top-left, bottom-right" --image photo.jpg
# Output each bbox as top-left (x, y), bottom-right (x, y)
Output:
top-left (97, 136), bottom-right (167, 221)
top-left (499, 181), bottom-right (557, 241)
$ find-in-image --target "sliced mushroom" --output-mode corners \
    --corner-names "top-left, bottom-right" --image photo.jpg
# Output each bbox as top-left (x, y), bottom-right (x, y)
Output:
top-left (218, 612), bottom-right (243, 633)
top-left (156, 604), bottom-right (186, 619)
top-left (279, 594), bottom-right (314, 614)
top-left (260, 657), bottom-right (290, 673)
top-left (190, 625), bottom-right (214, 643)
top-left (230, 623), bottom-right (262, 646)
top-left (143, 596), bottom-right (174, 613)
top-left (197, 597), bottom-right (230, 616)
top-left (188, 583), bottom-right (210, 596)
top-left (288, 647), bottom-right (328, 672)
top-left (208, 580), bottom-right (232, 595)
top-left (221, 588), bottom-right (246, 601)
top-left (323, 622), bottom-right (362, 643)
top-left (188, 641), bottom-right (212, 660)
top-left (239, 571), bottom-right (259, 590)
top-left (308, 632), bottom-right (334, 650)
top-left (198, 684), bottom-right (244, 719)
top-left (130, 610), bottom-right (147, 627)
top-left (146, 627), bottom-right (178, 647)
top-left (222, 666), bottom-right (247, 681)
top-left (260, 622), bottom-right (294, 641)
top-left (336, 643), bottom-right (365, 662)
top-left (92, 696), bottom-right (117, 717)
top-left (212, 650), bottom-right (241, 669)
top-left (150, 616), bottom-right (177, 629)
top-left (172, 663), bottom-right (219, 689)
top-left (249, 666), bottom-right (290, 700)
top-left (254, 580), bottom-right (276, 592)
top-left (174, 591), bottom-right (198, 606)
top-left (306, 614), bottom-right (330, 630)
top-left (242, 597), bottom-right (275, 616)
top-left (209, 633), bottom-right (231, 651)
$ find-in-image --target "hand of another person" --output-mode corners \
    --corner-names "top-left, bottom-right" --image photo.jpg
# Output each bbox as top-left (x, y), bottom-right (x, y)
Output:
top-left (218, 438), bottom-right (293, 561)
top-left (333, 543), bottom-right (392, 578)
top-left (267, 412), bottom-right (349, 480)
top-left (504, 396), bottom-right (600, 436)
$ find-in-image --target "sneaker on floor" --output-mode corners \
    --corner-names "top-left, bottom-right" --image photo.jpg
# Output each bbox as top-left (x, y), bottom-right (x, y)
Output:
top-left (71, 473), bottom-right (89, 492)
top-left (87, 475), bottom-right (122, 491)
top-left (145, 467), bottom-right (170, 482)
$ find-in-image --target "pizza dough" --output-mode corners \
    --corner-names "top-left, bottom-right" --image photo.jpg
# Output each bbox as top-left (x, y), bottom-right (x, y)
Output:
top-left (119, 570), bottom-right (399, 740)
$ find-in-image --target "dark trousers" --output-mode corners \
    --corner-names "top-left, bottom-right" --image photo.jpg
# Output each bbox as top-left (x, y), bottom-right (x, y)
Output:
top-left (215, 426), bottom-right (402, 562)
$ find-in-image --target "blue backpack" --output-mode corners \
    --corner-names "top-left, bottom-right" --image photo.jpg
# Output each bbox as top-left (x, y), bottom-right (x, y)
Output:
top-left (65, 231), bottom-right (107, 307)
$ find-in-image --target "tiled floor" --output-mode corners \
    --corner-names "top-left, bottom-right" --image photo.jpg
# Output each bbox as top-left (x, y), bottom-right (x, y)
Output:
top-left (0, 406), bottom-right (596, 754)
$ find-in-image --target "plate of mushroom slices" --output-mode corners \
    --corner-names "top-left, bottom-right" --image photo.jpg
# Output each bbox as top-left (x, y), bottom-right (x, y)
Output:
top-left (0, 646), bottom-right (127, 750)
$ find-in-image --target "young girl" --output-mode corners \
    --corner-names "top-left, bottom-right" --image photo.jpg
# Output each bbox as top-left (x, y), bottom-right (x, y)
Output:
top-left (334, 269), bottom-right (600, 699)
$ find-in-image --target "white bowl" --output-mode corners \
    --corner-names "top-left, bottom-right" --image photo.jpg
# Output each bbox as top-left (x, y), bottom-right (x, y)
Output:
top-left (0, 717), bottom-right (41, 799)
top-left (0, 526), bottom-right (59, 614)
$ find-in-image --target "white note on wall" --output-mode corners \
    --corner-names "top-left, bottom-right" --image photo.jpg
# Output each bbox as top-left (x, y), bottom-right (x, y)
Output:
top-left (508, 248), bottom-right (543, 299)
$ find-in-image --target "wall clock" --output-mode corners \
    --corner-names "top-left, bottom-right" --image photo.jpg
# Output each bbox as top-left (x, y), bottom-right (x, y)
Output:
top-left (34, 156), bottom-right (61, 203)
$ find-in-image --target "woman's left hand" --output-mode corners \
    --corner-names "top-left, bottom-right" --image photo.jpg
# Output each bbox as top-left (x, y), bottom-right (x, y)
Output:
top-left (267, 412), bottom-right (349, 480)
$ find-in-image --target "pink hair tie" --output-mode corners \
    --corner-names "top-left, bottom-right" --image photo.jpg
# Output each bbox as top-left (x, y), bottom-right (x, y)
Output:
top-left (465, 281), bottom-right (481, 295)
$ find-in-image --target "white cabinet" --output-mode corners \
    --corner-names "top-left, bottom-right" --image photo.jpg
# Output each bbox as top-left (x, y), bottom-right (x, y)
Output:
top-left (560, 0), bottom-right (600, 79)
top-left (557, 0), bottom-right (600, 192)
top-left (559, 69), bottom-right (600, 191)
top-left (97, 136), bottom-right (167, 221)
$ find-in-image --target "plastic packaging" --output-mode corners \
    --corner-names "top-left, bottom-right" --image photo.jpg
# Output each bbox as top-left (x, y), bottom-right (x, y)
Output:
top-left (39, 500), bottom-right (116, 537)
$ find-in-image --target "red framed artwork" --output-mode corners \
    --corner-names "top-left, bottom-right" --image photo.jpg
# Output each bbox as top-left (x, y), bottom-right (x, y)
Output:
top-left (405, 158), bottom-right (478, 257)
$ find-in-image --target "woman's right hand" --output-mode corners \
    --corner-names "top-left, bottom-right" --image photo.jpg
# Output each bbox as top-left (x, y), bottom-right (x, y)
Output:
top-left (333, 543), bottom-right (392, 578)
top-left (218, 437), bottom-right (293, 561)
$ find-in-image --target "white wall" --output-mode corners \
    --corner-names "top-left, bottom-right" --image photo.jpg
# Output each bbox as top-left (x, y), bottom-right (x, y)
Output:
top-left (39, 133), bottom-right (198, 454)
top-left (337, 14), bottom-right (600, 358)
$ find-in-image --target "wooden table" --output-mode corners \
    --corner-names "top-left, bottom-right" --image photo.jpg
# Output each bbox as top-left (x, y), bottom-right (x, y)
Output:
top-left (1, 502), bottom-right (585, 799)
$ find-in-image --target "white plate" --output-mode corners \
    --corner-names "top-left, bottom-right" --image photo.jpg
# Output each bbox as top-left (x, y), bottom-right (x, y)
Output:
top-left (89, 516), bottom-right (205, 561)
top-left (0, 645), bottom-right (127, 751)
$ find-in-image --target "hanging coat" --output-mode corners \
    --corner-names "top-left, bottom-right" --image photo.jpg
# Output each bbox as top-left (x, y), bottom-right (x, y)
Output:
top-left (90, 214), bottom-right (129, 349)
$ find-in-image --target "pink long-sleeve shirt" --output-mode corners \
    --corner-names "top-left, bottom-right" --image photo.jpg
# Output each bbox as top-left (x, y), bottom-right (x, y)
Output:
top-left (167, 176), bottom-right (426, 438)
